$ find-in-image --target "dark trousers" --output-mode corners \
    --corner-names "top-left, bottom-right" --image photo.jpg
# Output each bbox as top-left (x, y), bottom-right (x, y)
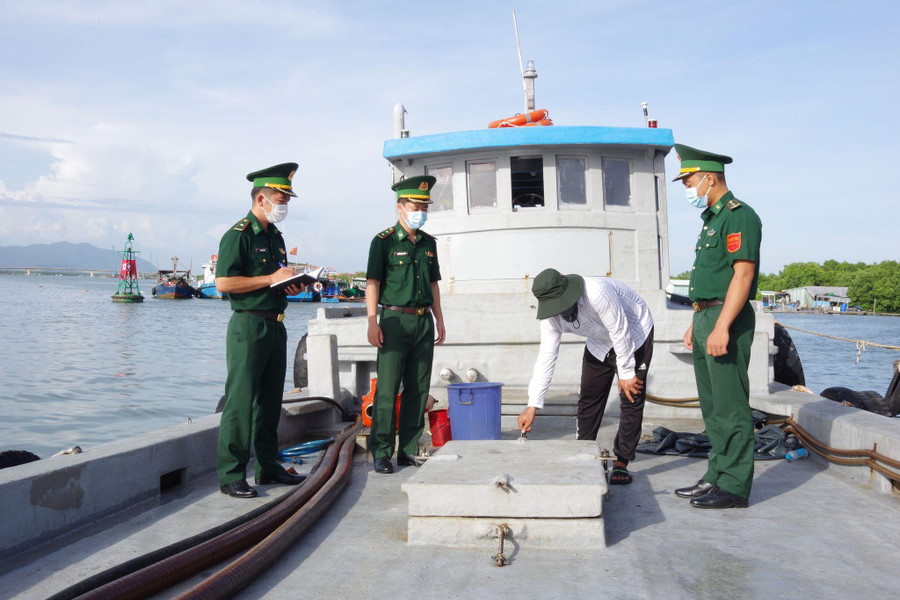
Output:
top-left (576, 328), bottom-right (654, 463)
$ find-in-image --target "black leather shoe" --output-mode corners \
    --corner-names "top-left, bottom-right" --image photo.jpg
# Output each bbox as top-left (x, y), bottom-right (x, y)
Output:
top-left (690, 487), bottom-right (749, 509)
top-left (374, 457), bottom-right (394, 474)
top-left (255, 471), bottom-right (307, 486)
top-left (396, 455), bottom-right (419, 467)
top-left (675, 479), bottom-right (715, 498)
top-left (220, 480), bottom-right (258, 498)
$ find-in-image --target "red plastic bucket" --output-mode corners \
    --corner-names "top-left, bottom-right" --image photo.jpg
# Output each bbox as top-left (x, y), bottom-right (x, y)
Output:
top-left (428, 409), bottom-right (452, 447)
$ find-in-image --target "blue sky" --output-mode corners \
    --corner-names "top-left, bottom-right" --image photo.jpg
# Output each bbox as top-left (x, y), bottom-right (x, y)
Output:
top-left (1, 0), bottom-right (897, 275)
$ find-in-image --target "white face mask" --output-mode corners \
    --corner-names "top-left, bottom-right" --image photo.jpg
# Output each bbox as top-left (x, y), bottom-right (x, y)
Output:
top-left (263, 197), bottom-right (289, 223)
top-left (685, 174), bottom-right (711, 209)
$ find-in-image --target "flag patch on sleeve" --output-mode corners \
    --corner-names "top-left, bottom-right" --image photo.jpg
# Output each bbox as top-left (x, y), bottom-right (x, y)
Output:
top-left (727, 233), bottom-right (742, 253)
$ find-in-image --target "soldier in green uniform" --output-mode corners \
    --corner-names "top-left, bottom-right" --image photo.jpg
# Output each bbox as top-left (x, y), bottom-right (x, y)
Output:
top-left (672, 144), bottom-right (762, 509)
top-left (215, 162), bottom-right (307, 498)
top-left (366, 175), bottom-right (446, 474)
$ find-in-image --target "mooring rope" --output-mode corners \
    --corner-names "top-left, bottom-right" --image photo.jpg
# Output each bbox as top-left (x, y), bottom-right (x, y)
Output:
top-left (775, 321), bottom-right (900, 363)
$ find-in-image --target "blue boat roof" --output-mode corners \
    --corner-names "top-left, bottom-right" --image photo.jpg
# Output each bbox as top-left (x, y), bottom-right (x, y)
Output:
top-left (383, 125), bottom-right (674, 159)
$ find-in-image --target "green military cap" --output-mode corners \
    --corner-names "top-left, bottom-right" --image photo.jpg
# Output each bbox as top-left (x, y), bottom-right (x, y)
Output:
top-left (246, 162), bottom-right (298, 197)
top-left (391, 175), bottom-right (436, 204)
top-left (672, 144), bottom-right (733, 181)
top-left (532, 268), bottom-right (584, 319)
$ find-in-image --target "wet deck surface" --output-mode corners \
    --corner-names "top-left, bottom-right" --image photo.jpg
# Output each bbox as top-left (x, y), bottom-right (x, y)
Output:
top-left (2, 420), bottom-right (898, 600)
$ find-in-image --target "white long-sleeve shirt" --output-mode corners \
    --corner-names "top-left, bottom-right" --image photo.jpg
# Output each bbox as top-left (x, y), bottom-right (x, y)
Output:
top-left (526, 277), bottom-right (654, 409)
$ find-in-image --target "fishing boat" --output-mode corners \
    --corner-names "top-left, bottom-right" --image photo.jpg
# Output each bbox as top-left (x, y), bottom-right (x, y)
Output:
top-left (321, 280), bottom-right (342, 303)
top-left (286, 267), bottom-right (325, 302)
top-left (288, 289), bottom-right (321, 302)
top-left (151, 256), bottom-right (195, 299)
top-left (194, 255), bottom-right (227, 299)
top-left (2, 36), bottom-right (898, 600)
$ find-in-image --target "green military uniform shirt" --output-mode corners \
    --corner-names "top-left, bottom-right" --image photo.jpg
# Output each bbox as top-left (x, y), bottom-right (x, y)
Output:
top-left (366, 221), bottom-right (441, 307)
top-left (216, 210), bottom-right (288, 312)
top-left (688, 192), bottom-right (762, 302)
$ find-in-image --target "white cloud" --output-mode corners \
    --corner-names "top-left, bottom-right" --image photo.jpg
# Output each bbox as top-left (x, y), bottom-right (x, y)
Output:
top-left (2, 0), bottom-right (900, 274)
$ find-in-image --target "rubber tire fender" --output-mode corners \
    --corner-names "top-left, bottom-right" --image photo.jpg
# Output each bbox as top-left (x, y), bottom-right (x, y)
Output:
top-left (773, 323), bottom-right (806, 387)
top-left (293, 333), bottom-right (308, 390)
top-left (821, 386), bottom-right (861, 406)
top-left (819, 386), bottom-right (891, 416)
top-left (0, 450), bottom-right (41, 469)
top-left (854, 390), bottom-right (892, 417)
top-left (885, 360), bottom-right (900, 417)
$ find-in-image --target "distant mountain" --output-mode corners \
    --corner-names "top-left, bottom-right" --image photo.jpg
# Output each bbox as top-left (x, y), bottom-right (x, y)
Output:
top-left (0, 242), bottom-right (157, 272)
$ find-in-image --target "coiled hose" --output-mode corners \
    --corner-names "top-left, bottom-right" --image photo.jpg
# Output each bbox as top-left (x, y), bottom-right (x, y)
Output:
top-left (177, 418), bottom-right (363, 599)
top-left (45, 453), bottom-right (326, 600)
top-left (70, 417), bottom-right (361, 600)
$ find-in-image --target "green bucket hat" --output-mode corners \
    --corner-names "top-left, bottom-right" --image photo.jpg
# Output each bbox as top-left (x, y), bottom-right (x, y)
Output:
top-left (532, 268), bottom-right (584, 319)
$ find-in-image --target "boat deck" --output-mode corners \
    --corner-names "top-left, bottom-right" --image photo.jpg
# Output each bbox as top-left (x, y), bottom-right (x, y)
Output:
top-left (1, 414), bottom-right (897, 600)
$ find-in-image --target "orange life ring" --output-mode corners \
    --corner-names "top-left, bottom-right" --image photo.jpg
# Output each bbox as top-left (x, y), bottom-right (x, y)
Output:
top-left (488, 109), bottom-right (549, 128)
top-left (313, 282), bottom-right (323, 292)
top-left (519, 118), bottom-right (553, 127)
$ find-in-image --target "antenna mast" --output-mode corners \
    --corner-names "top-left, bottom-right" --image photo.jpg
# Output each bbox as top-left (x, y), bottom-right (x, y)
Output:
top-left (513, 11), bottom-right (537, 112)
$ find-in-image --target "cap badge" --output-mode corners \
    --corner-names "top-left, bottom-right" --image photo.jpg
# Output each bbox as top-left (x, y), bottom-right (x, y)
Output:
top-left (418, 181), bottom-right (429, 191)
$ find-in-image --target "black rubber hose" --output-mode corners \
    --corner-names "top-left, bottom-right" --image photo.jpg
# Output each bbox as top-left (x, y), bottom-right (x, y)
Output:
top-left (71, 419), bottom-right (359, 600)
top-left (282, 395), bottom-right (356, 422)
top-left (177, 419), bottom-right (363, 599)
top-left (46, 452), bottom-right (327, 600)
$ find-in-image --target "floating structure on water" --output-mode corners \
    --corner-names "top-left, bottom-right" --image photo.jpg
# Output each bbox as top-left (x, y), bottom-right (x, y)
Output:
top-left (2, 29), bottom-right (899, 600)
top-left (194, 255), bottom-right (227, 299)
top-left (151, 256), bottom-right (195, 299)
top-left (110, 233), bottom-right (144, 303)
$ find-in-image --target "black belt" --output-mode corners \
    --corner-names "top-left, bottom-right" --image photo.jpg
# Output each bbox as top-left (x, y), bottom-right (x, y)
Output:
top-left (692, 299), bottom-right (724, 312)
top-left (238, 310), bottom-right (285, 322)
top-left (382, 305), bottom-right (430, 316)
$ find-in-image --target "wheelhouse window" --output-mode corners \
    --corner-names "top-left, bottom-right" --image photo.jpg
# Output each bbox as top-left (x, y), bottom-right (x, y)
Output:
top-left (467, 160), bottom-right (497, 210)
top-left (557, 156), bottom-right (587, 207)
top-left (654, 175), bottom-right (661, 211)
top-left (426, 165), bottom-right (453, 213)
top-left (510, 155), bottom-right (544, 210)
top-left (602, 158), bottom-right (631, 208)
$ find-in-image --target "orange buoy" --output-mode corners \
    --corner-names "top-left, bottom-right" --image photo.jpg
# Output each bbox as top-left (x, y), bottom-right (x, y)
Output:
top-left (488, 109), bottom-right (550, 128)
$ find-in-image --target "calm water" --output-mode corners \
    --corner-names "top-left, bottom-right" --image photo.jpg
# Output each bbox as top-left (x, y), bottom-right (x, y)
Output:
top-left (0, 274), bottom-right (318, 458)
top-left (1, 274), bottom-right (898, 458)
top-left (771, 311), bottom-right (899, 396)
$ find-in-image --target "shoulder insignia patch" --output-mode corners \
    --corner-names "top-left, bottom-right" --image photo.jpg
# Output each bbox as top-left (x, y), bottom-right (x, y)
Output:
top-left (233, 218), bottom-right (251, 231)
top-left (377, 226), bottom-right (395, 239)
top-left (727, 232), bottom-right (742, 253)
top-left (727, 199), bottom-right (742, 210)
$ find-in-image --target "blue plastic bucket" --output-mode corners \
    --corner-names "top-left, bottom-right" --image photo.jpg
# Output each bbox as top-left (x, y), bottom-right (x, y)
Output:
top-left (445, 382), bottom-right (503, 440)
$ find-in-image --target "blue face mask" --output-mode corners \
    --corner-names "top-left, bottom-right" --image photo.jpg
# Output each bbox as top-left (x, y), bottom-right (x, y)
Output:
top-left (403, 209), bottom-right (428, 230)
top-left (685, 175), bottom-right (710, 209)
